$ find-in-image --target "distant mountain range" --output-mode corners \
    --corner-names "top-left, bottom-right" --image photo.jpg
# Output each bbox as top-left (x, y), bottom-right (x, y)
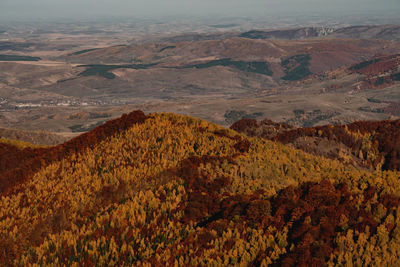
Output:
top-left (157, 25), bottom-right (400, 43)
top-left (239, 25), bottom-right (400, 41)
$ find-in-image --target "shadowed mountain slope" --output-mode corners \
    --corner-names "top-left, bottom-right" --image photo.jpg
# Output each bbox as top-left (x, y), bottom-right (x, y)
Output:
top-left (1, 111), bottom-right (400, 266)
top-left (231, 118), bottom-right (400, 172)
top-left (0, 127), bottom-right (68, 146)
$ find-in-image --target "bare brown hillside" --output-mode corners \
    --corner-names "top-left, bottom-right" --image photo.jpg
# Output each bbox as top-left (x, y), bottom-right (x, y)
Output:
top-left (0, 127), bottom-right (69, 145)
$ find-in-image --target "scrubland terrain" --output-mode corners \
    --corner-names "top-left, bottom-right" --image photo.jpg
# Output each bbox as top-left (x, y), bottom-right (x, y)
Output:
top-left (0, 24), bottom-right (399, 134)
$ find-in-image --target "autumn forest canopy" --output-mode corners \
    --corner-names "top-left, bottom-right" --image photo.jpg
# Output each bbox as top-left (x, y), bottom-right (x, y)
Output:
top-left (1, 111), bottom-right (400, 266)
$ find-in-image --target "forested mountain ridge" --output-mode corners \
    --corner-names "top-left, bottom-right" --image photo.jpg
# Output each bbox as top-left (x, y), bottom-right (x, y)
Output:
top-left (1, 111), bottom-right (400, 266)
top-left (231, 118), bottom-right (400, 172)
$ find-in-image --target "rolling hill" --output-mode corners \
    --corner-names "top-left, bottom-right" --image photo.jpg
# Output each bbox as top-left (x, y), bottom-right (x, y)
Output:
top-left (1, 111), bottom-right (400, 266)
top-left (151, 25), bottom-right (400, 43)
top-left (1, 26), bottom-right (400, 132)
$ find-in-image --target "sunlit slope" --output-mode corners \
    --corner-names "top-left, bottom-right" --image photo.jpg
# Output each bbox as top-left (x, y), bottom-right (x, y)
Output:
top-left (1, 112), bottom-right (400, 266)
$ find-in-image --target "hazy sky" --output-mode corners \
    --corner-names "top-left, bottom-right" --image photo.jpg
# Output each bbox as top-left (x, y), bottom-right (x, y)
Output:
top-left (0, 0), bottom-right (399, 21)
